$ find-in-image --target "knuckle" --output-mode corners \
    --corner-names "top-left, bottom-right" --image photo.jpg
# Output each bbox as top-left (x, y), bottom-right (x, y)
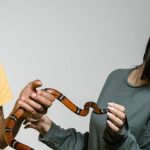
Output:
top-left (116, 128), bottom-right (120, 132)
top-left (119, 121), bottom-right (124, 127)
top-left (37, 105), bottom-right (42, 111)
top-left (46, 93), bottom-right (52, 100)
top-left (31, 110), bottom-right (36, 115)
top-left (122, 107), bottom-right (125, 112)
top-left (122, 114), bottom-right (126, 119)
top-left (33, 95), bottom-right (40, 101)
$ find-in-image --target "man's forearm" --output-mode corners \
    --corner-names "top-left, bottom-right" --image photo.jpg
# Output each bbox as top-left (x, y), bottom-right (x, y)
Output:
top-left (0, 117), bottom-right (24, 148)
top-left (0, 106), bottom-right (6, 149)
top-left (0, 101), bottom-right (24, 148)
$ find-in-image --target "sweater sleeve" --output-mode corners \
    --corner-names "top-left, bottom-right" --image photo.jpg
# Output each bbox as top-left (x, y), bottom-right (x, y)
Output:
top-left (103, 118), bottom-right (150, 150)
top-left (38, 122), bottom-right (89, 150)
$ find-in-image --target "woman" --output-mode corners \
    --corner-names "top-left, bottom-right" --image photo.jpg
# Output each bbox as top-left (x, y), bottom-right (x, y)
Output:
top-left (24, 38), bottom-right (150, 150)
top-left (0, 65), bottom-right (53, 149)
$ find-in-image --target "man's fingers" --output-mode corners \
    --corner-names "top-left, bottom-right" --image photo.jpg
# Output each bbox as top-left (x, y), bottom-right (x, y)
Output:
top-left (19, 80), bottom-right (43, 99)
top-left (30, 92), bottom-right (52, 109)
top-left (37, 90), bottom-right (55, 102)
top-left (44, 88), bottom-right (58, 97)
top-left (25, 97), bottom-right (46, 113)
top-left (18, 100), bottom-right (43, 118)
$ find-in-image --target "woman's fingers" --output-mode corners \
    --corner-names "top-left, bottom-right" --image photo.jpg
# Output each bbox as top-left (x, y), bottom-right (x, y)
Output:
top-left (107, 120), bottom-right (119, 132)
top-left (108, 102), bottom-right (125, 112)
top-left (108, 105), bottom-right (126, 121)
top-left (107, 112), bottom-right (124, 128)
top-left (107, 102), bottom-right (126, 132)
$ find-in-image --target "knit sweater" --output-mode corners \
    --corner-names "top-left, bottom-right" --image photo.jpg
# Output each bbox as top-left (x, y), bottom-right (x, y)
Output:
top-left (39, 68), bottom-right (150, 150)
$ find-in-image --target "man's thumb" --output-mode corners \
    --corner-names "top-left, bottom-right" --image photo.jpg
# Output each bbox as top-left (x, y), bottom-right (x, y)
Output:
top-left (30, 79), bottom-right (43, 90)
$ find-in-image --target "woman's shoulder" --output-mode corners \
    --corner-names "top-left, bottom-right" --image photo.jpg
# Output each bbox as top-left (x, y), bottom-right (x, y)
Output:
top-left (107, 68), bottom-right (133, 80)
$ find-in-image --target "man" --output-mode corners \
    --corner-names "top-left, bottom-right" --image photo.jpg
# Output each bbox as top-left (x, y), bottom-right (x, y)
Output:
top-left (0, 64), bottom-right (53, 149)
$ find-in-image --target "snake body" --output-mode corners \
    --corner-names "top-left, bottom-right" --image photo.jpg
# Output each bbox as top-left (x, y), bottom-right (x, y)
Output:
top-left (4, 89), bottom-right (107, 150)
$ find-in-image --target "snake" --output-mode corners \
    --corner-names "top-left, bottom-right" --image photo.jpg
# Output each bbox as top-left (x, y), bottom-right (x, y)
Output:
top-left (4, 88), bottom-right (107, 150)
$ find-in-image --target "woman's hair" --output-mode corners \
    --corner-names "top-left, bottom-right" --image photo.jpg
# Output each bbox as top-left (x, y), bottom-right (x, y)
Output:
top-left (141, 38), bottom-right (150, 80)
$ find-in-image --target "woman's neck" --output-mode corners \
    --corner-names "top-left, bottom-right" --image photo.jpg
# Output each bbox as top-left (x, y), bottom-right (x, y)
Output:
top-left (128, 65), bottom-right (150, 87)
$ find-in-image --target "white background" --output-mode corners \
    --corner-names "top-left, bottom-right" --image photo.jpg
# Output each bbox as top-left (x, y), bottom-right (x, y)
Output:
top-left (0, 0), bottom-right (150, 150)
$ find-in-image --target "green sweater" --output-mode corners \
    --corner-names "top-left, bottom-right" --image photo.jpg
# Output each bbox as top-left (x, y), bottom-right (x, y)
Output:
top-left (39, 68), bottom-right (150, 150)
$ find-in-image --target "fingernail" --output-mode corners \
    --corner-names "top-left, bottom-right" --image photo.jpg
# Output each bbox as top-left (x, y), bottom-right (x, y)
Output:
top-left (107, 120), bottom-right (111, 124)
top-left (31, 93), bottom-right (36, 97)
top-left (108, 102), bottom-right (114, 106)
top-left (108, 106), bottom-right (113, 110)
top-left (107, 112), bottom-right (112, 116)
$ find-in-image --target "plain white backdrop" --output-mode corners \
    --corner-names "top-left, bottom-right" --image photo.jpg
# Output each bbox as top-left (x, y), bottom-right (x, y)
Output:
top-left (0, 0), bottom-right (150, 150)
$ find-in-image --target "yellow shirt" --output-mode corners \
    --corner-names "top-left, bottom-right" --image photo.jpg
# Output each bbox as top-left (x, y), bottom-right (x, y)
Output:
top-left (0, 64), bottom-right (12, 106)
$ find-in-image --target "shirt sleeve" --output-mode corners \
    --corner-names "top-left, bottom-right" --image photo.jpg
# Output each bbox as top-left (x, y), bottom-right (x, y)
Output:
top-left (38, 122), bottom-right (89, 150)
top-left (103, 118), bottom-right (150, 150)
top-left (0, 64), bottom-right (13, 106)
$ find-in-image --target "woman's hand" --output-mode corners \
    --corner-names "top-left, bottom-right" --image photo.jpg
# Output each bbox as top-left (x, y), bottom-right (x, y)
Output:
top-left (24, 115), bottom-right (52, 136)
top-left (107, 102), bottom-right (126, 132)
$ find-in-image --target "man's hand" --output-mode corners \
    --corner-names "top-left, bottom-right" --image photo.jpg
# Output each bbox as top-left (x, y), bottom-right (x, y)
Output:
top-left (24, 115), bottom-right (52, 136)
top-left (16, 80), bottom-right (55, 119)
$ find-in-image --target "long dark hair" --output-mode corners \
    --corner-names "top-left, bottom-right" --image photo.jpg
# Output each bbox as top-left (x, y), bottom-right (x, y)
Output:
top-left (141, 38), bottom-right (150, 80)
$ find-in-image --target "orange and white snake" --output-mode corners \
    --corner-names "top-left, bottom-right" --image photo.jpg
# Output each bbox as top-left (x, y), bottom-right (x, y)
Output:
top-left (4, 88), bottom-right (107, 150)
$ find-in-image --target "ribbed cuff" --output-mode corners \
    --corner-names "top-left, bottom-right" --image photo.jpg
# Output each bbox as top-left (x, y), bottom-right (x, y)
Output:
top-left (103, 117), bottom-right (129, 148)
top-left (38, 122), bottom-right (62, 147)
